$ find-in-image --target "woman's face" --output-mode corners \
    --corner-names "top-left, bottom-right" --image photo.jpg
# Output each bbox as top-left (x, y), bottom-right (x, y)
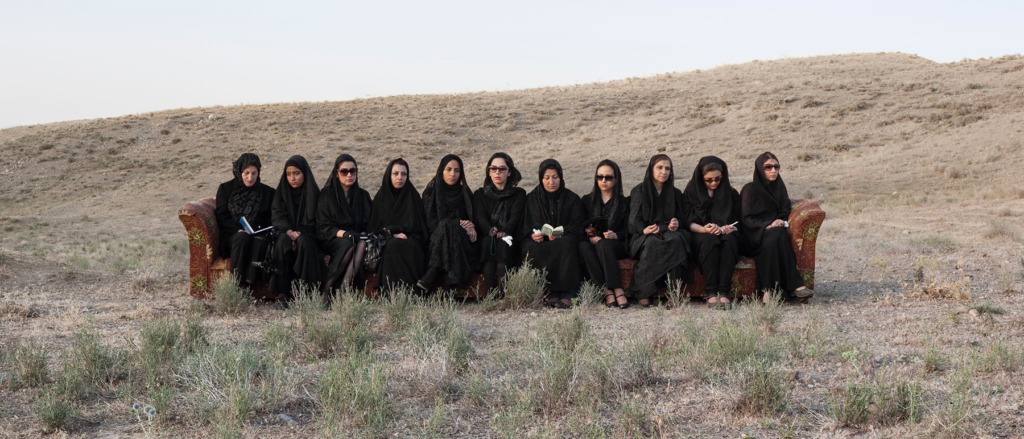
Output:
top-left (762, 158), bottom-right (780, 182)
top-left (542, 168), bottom-right (561, 193)
top-left (391, 163), bottom-right (408, 189)
top-left (442, 159), bottom-right (461, 186)
top-left (285, 166), bottom-right (304, 189)
top-left (337, 161), bottom-right (357, 188)
top-left (489, 157), bottom-right (509, 186)
top-left (241, 165), bottom-right (259, 187)
top-left (703, 170), bottom-right (722, 191)
top-left (596, 165), bottom-right (616, 192)
top-left (653, 159), bottom-right (672, 184)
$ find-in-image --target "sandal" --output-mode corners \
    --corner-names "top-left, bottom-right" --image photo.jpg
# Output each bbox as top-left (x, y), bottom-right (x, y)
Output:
top-left (614, 292), bottom-right (630, 309)
top-left (604, 292), bottom-right (617, 308)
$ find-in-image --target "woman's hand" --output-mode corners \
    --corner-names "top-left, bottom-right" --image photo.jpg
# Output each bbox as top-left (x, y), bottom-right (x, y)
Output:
top-left (589, 236), bottom-right (601, 245)
top-left (394, 233), bottom-right (408, 239)
top-left (603, 231), bottom-right (618, 240)
top-left (496, 231), bottom-right (506, 238)
top-left (767, 219), bottom-right (785, 229)
top-left (721, 224), bottom-right (737, 234)
top-left (287, 230), bottom-right (300, 241)
top-left (336, 229), bottom-right (346, 238)
top-left (467, 225), bottom-right (477, 242)
top-left (668, 218), bottom-right (679, 232)
top-left (643, 224), bottom-right (660, 235)
top-left (547, 234), bottom-right (558, 241)
top-left (532, 232), bottom-right (544, 243)
top-left (703, 223), bottom-right (721, 235)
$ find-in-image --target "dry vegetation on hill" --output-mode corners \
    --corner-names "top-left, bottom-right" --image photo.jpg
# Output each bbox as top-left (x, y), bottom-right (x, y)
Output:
top-left (1, 52), bottom-right (1024, 437)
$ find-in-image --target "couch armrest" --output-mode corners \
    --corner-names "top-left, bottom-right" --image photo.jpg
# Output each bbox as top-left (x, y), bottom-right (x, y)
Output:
top-left (178, 197), bottom-right (218, 298)
top-left (787, 198), bottom-right (825, 289)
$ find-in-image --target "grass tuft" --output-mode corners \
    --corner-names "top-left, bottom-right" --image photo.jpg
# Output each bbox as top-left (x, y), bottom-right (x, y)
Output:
top-left (481, 261), bottom-right (546, 312)
top-left (315, 352), bottom-right (392, 436)
top-left (6, 341), bottom-right (49, 388)
top-left (212, 274), bottom-right (250, 315)
top-left (732, 357), bottom-right (788, 416)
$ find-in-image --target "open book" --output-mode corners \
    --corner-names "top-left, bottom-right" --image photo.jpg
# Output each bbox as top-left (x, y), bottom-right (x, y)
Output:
top-left (541, 224), bottom-right (564, 238)
top-left (239, 216), bottom-right (273, 235)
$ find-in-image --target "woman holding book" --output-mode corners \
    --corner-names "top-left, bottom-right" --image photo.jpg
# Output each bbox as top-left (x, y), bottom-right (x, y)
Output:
top-left (214, 153), bottom-right (276, 288)
top-left (416, 154), bottom-right (478, 294)
top-left (740, 152), bottom-right (812, 302)
top-left (472, 152), bottom-right (526, 296)
top-left (368, 158), bottom-right (429, 292)
top-left (520, 159), bottom-right (587, 308)
top-left (317, 154), bottom-right (372, 295)
top-left (269, 155), bottom-right (326, 300)
top-left (684, 156), bottom-right (745, 309)
top-left (578, 159), bottom-right (630, 308)
top-left (627, 154), bottom-right (691, 306)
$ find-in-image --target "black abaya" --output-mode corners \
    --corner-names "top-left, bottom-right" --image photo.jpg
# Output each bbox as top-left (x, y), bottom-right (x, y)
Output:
top-left (578, 160), bottom-right (631, 290)
top-left (627, 154), bottom-right (692, 299)
top-left (473, 152), bottom-right (527, 293)
top-left (683, 156), bottom-right (745, 296)
top-left (519, 159), bottom-right (586, 297)
top-left (270, 155), bottom-right (326, 296)
top-left (214, 153), bottom-right (275, 284)
top-left (317, 154), bottom-right (372, 292)
top-left (368, 158), bottom-right (428, 292)
top-left (740, 152), bottom-right (804, 294)
top-left (422, 155), bottom-right (477, 288)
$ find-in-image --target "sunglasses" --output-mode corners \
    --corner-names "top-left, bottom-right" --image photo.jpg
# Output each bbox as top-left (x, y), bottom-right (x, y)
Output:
top-left (763, 164), bottom-right (781, 171)
top-left (595, 174), bottom-right (616, 182)
top-left (703, 177), bottom-right (722, 184)
top-left (488, 166), bottom-right (509, 173)
top-left (337, 168), bottom-right (358, 176)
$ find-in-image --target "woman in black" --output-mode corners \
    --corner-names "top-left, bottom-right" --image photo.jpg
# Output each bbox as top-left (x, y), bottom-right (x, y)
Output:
top-left (578, 159), bottom-right (630, 309)
top-left (270, 155), bottom-right (326, 299)
top-left (740, 152), bottom-right (812, 302)
top-left (368, 158), bottom-right (428, 292)
top-left (684, 156), bottom-right (744, 309)
top-left (416, 154), bottom-right (478, 293)
top-left (472, 152), bottom-right (526, 296)
top-left (520, 159), bottom-right (586, 309)
top-left (214, 153), bottom-right (275, 287)
top-left (627, 154), bottom-right (691, 306)
top-left (317, 154), bottom-right (372, 295)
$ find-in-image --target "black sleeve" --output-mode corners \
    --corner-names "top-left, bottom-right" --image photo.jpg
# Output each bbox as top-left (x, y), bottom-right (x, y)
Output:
top-left (422, 184), bottom-right (439, 233)
top-left (214, 182), bottom-right (235, 234)
top-left (271, 189), bottom-right (294, 232)
top-left (316, 189), bottom-right (341, 242)
top-left (627, 186), bottom-right (647, 236)
top-left (612, 195), bottom-right (629, 239)
top-left (740, 185), bottom-right (772, 230)
top-left (473, 190), bottom-right (494, 234)
top-left (563, 194), bottom-right (588, 240)
top-left (501, 190), bottom-right (526, 236)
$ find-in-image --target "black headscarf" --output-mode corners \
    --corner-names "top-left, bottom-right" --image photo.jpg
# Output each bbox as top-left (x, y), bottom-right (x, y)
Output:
top-left (368, 158), bottom-right (427, 235)
top-left (272, 155), bottom-right (319, 232)
top-left (481, 152), bottom-right (522, 228)
top-left (227, 153), bottom-right (264, 221)
top-left (522, 158), bottom-right (585, 239)
top-left (536, 159), bottom-right (565, 222)
top-left (424, 154), bottom-right (472, 221)
top-left (741, 152), bottom-right (792, 247)
top-left (318, 154), bottom-right (370, 239)
top-left (636, 154), bottom-right (677, 224)
top-left (586, 159), bottom-right (626, 227)
top-left (683, 156), bottom-right (736, 226)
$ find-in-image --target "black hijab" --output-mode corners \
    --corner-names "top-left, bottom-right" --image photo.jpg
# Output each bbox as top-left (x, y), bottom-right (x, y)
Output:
top-left (481, 152), bottom-right (522, 227)
top-left (272, 155), bottom-right (319, 231)
top-left (424, 154), bottom-right (472, 221)
top-left (683, 156), bottom-right (736, 226)
top-left (368, 158), bottom-right (427, 234)
top-left (741, 152), bottom-right (792, 247)
top-left (586, 159), bottom-right (626, 226)
top-left (750, 152), bottom-right (789, 209)
top-left (535, 159), bottom-right (565, 222)
top-left (320, 154), bottom-right (369, 232)
top-left (636, 154), bottom-right (677, 224)
top-left (227, 153), bottom-right (264, 221)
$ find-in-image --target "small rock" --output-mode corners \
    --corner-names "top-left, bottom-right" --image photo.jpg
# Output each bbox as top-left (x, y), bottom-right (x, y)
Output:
top-left (277, 413), bottom-right (298, 426)
top-left (969, 309), bottom-right (980, 318)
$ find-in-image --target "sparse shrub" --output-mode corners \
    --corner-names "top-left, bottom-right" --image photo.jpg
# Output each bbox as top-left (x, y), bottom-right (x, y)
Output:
top-left (304, 321), bottom-right (350, 358)
top-left (617, 333), bottom-right (658, 389)
top-left (381, 288), bottom-right (416, 331)
top-left (785, 310), bottom-right (835, 359)
top-left (531, 309), bottom-right (595, 410)
top-left (139, 318), bottom-right (181, 384)
top-left (180, 317), bottom-right (209, 354)
top-left (287, 282), bottom-right (324, 331)
top-left (212, 274), bottom-right (250, 315)
top-left (740, 292), bottom-right (784, 334)
top-left (873, 371), bottom-right (926, 425)
top-left (618, 393), bottom-right (655, 436)
top-left (159, 129), bottom-right (170, 135)
top-left (330, 290), bottom-right (375, 330)
top-left (176, 343), bottom-right (270, 430)
top-left (664, 276), bottom-right (688, 310)
top-left (733, 356), bottom-right (788, 416)
top-left (825, 380), bottom-right (873, 427)
top-left (316, 352), bottom-right (392, 436)
top-left (264, 324), bottom-right (297, 363)
top-left (67, 330), bottom-right (114, 390)
top-left (481, 261), bottom-right (546, 312)
top-left (35, 384), bottom-right (76, 432)
top-left (971, 301), bottom-right (1006, 316)
top-left (575, 281), bottom-right (603, 307)
top-left (409, 302), bottom-right (472, 383)
top-left (7, 341), bottom-right (48, 388)
top-left (984, 218), bottom-right (1018, 241)
top-left (978, 338), bottom-right (1023, 372)
top-left (933, 368), bottom-right (980, 437)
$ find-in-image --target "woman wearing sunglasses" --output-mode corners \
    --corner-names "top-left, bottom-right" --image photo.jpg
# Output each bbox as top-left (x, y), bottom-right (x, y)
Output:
top-left (317, 154), bottom-right (372, 295)
top-left (578, 160), bottom-right (630, 308)
top-left (684, 156), bottom-right (744, 309)
top-left (472, 152), bottom-right (526, 296)
top-left (740, 152), bottom-right (812, 303)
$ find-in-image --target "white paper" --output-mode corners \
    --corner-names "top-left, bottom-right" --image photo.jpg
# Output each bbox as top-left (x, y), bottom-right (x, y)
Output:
top-left (502, 236), bottom-right (513, 247)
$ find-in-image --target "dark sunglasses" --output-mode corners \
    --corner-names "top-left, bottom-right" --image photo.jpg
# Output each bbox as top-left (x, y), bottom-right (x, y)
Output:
top-left (337, 168), bottom-right (358, 176)
top-left (763, 164), bottom-right (781, 171)
top-left (488, 166), bottom-right (509, 173)
top-left (595, 174), bottom-right (616, 182)
top-left (704, 177), bottom-right (722, 184)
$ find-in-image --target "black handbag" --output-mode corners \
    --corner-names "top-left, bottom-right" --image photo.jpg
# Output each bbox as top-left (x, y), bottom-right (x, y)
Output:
top-left (361, 233), bottom-right (389, 272)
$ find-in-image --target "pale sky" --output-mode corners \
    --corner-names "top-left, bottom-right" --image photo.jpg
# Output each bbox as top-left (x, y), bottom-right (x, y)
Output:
top-left (1, 0), bottom-right (1021, 128)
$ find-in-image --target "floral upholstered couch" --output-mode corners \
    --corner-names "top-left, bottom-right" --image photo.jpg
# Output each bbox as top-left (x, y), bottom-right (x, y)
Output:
top-left (180, 198), bottom-right (824, 300)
